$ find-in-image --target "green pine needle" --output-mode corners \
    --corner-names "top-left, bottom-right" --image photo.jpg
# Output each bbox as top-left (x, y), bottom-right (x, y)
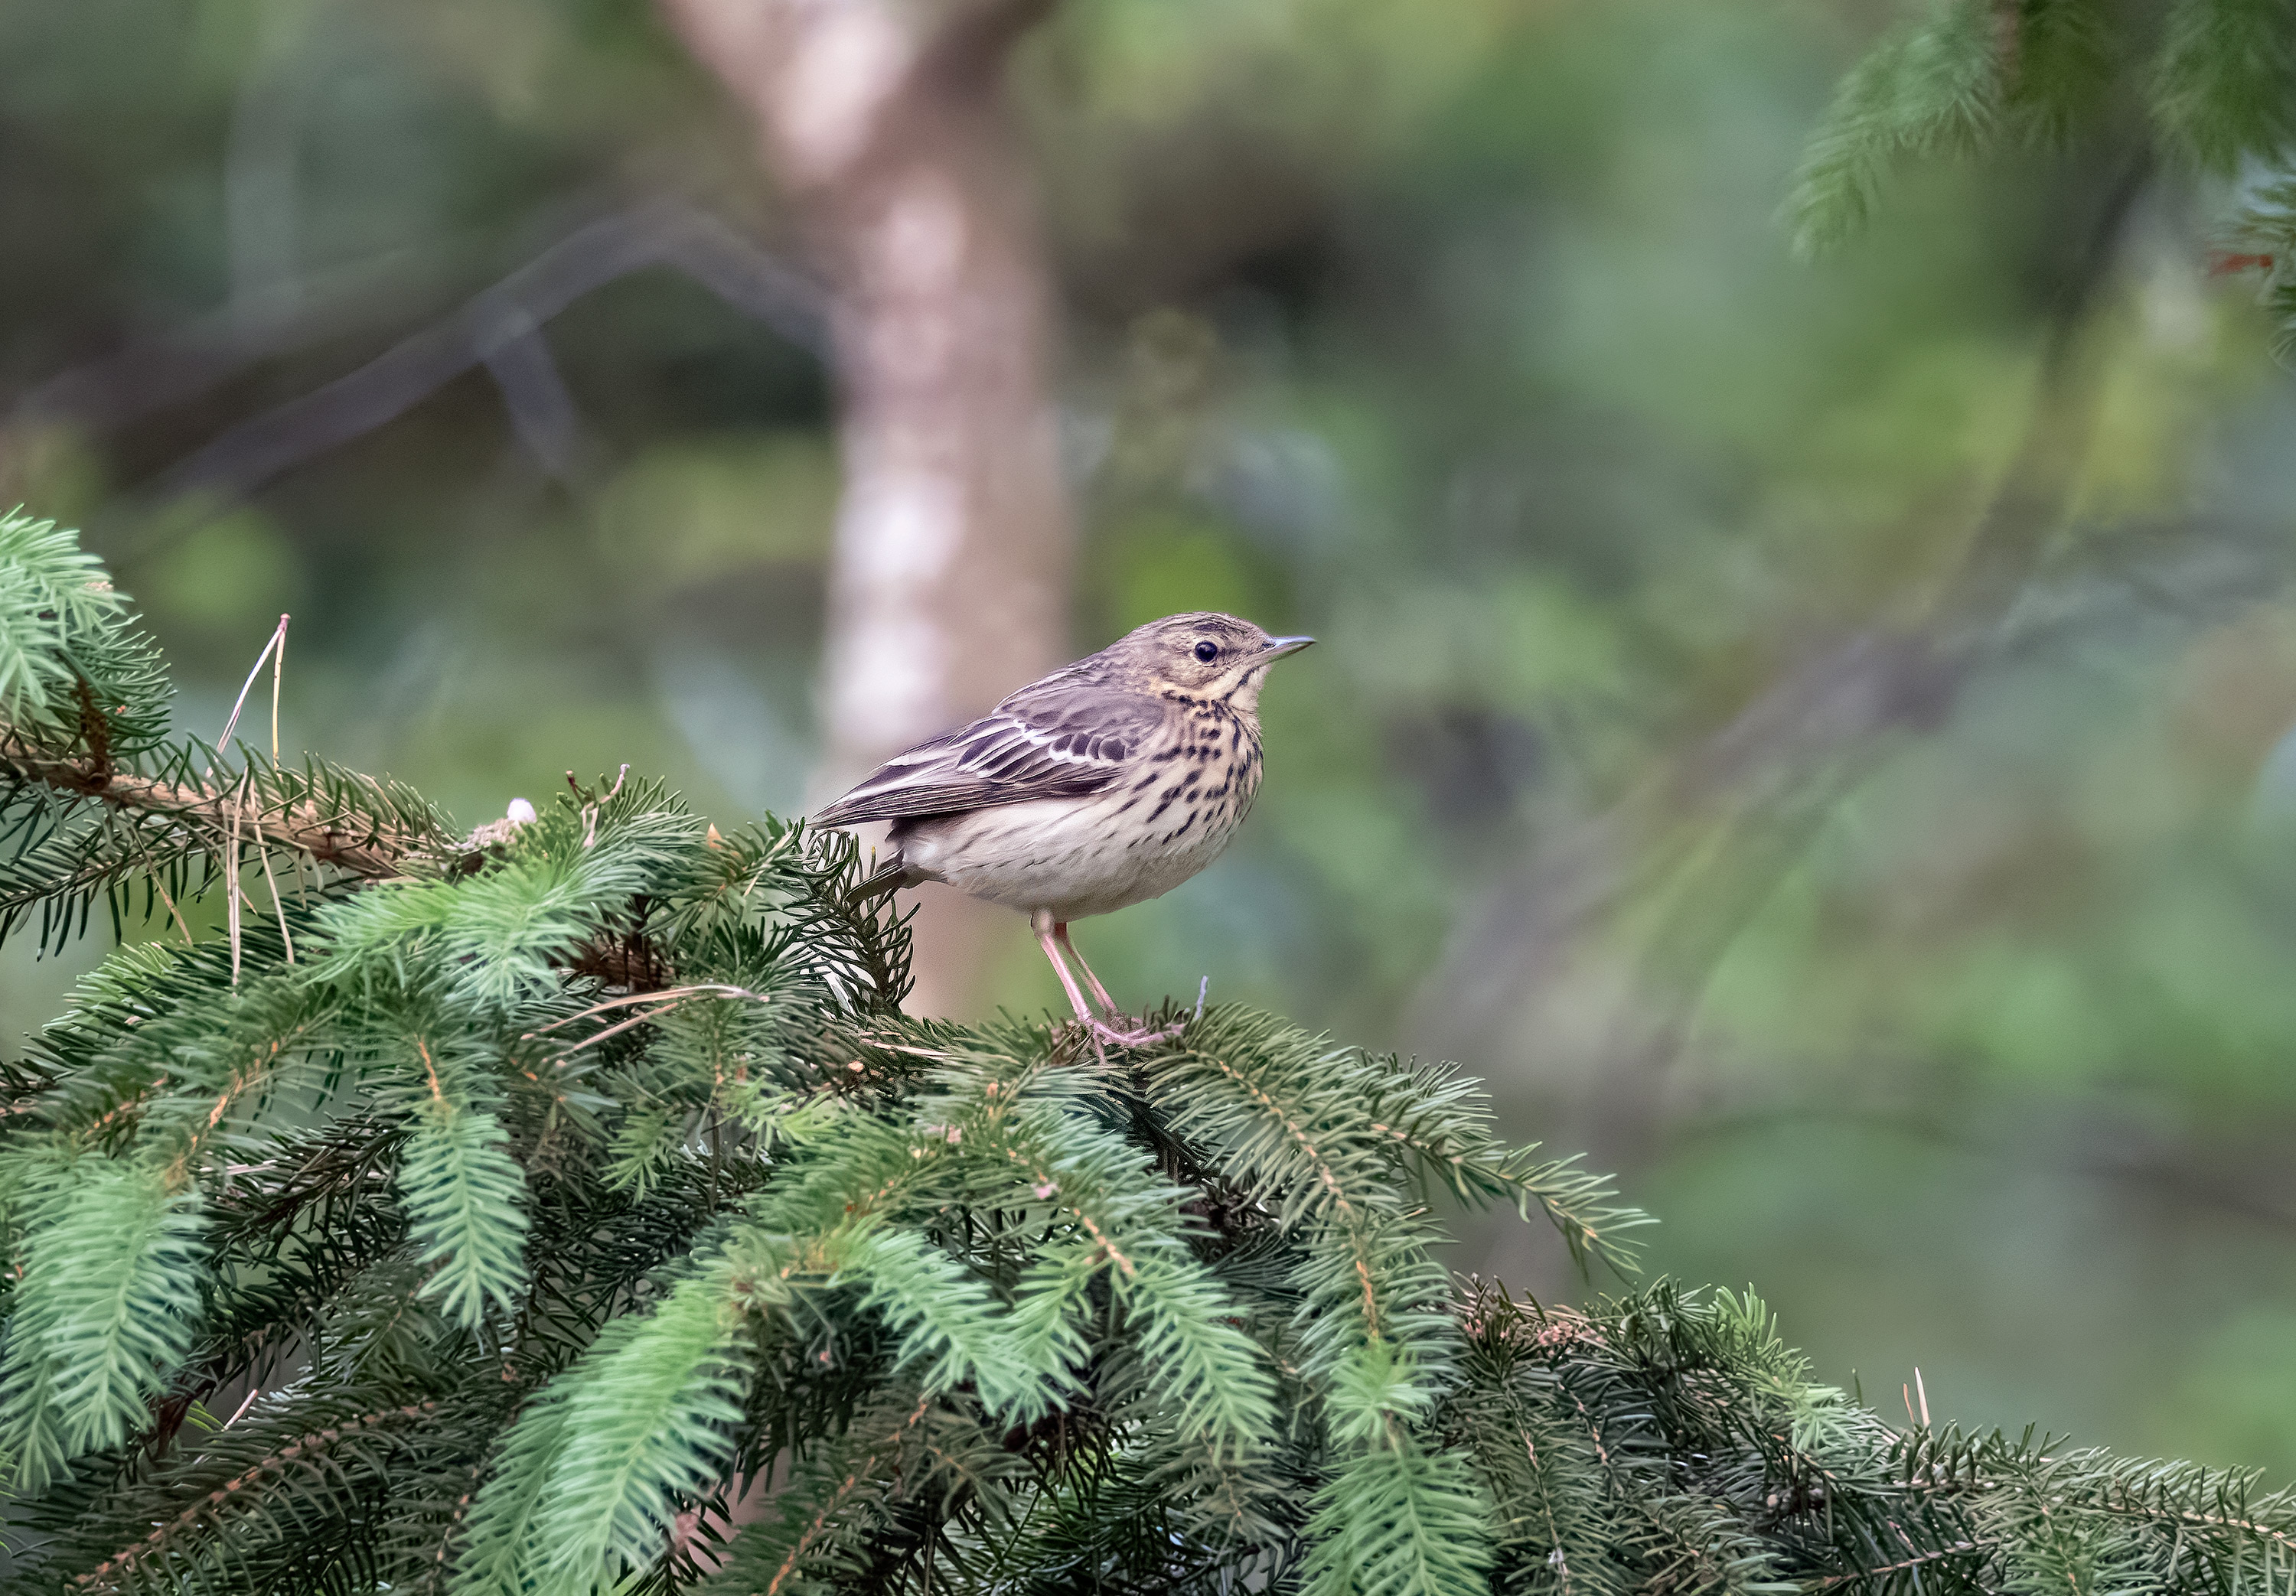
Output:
top-left (400, 1103), bottom-right (531, 1327)
top-left (0, 1158), bottom-right (207, 1491)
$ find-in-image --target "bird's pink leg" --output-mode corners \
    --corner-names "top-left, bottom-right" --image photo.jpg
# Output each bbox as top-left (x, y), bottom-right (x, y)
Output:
top-left (1053, 922), bottom-right (1120, 1018)
top-left (1032, 910), bottom-right (1101, 1028)
top-left (1031, 910), bottom-right (1175, 1051)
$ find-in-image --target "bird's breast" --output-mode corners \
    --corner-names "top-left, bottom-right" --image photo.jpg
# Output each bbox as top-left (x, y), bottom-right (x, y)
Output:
top-left (895, 741), bottom-right (1261, 920)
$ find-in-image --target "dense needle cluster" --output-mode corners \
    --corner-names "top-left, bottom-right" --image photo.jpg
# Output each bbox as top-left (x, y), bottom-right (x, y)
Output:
top-left (1, 510), bottom-right (2294, 1595)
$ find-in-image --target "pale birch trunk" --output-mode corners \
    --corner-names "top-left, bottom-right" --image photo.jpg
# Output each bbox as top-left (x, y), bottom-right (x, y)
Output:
top-left (661, 0), bottom-right (1075, 1016)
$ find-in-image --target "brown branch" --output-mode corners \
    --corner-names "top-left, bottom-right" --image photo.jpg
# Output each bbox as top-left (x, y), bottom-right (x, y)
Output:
top-left (0, 727), bottom-right (689, 994)
top-left (0, 735), bottom-right (436, 880)
top-left (14, 244), bottom-right (478, 434)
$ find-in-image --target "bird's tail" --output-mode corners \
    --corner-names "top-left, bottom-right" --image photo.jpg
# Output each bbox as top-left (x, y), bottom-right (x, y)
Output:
top-left (849, 851), bottom-right (918, 902)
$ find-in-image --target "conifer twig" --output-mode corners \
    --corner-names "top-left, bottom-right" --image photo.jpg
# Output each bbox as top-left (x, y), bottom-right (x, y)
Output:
top-left (0, 734), bottom-right (436, 878)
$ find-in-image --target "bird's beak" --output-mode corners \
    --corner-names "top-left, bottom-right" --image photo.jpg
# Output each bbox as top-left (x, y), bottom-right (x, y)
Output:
top-left (1261, 635), bottom-right (1315, 660)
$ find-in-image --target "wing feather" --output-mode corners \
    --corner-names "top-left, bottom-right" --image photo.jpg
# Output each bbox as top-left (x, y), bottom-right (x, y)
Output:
top-left (812, 684), bottom-right (1162, 827)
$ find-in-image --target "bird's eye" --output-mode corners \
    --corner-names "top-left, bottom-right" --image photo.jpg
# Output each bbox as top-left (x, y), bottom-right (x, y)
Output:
top-left (1193, 640), bottom-right (1218, 662)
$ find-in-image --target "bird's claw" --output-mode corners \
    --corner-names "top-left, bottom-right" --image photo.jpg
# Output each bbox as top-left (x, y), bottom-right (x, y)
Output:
top-left (1098, 1022), bottom-right (1182, 1049)
top-left (1075, 1015), bottom-right (1184, 1051)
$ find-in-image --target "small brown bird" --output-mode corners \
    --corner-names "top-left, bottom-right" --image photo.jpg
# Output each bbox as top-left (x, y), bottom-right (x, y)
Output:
top-left (813, 613), bottom-right (1313, 1045)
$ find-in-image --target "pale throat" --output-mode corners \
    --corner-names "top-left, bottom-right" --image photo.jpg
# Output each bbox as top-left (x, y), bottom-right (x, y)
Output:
top-left (1218, 668), bottom-right (1269, 714)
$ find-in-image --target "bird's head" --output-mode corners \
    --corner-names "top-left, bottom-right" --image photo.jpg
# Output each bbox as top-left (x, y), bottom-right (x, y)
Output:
top-left (1114, 612), bottom-right (1313, 711)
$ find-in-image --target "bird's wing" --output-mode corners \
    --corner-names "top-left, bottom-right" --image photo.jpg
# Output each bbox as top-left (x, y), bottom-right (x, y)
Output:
top-left (812, 685), bottom-right (1163, 826)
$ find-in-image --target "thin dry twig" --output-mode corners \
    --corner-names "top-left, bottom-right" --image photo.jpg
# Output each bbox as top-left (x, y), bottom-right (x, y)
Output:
top-left (529, 983), bottom-right (775, 1061)
top-left (216, 614), bottom-right (290, 756)
top-left (102, 809), bottom-right (195, 943)
top-left (257, 839), bottom-right (294, 965)
top-left (547, 1007), bottom-right (684, 1057)
top-left (578, 763), bottom-right (631, 850)
top-left (227, 774), bottom-right (245, 986)
top-left (270, 614), bottom-right (285, 762)
top-left (523, 982), bottom-right (775, 1037)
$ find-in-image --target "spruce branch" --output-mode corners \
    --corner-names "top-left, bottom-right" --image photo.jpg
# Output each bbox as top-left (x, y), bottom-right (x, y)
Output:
top-left (0, 510), bottom-right (131, 723)
top-left (1787, 0), bottom-right (2006, 258)
top-left (398, 1100), bottom-right (531, 1329)
top-left (0, 735), bottom-right (452, 884)
top-left (3, 513), bottom-right (2291, 1594)
top-left (0, 1158), bottom-right (209, 1493)
top-left (64, 1397), bottom-right (446, 1596)
top-left (693, 1387), bottom-right (938, 1596)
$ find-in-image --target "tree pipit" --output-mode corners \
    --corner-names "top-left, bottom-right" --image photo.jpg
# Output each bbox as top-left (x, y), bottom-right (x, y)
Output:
top-left (814, 613), bottom-right (1312, 1049)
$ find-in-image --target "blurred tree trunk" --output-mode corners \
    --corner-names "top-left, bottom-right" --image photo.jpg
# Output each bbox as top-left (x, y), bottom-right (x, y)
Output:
top-left (661, 0), bottom-right (1074, 1016)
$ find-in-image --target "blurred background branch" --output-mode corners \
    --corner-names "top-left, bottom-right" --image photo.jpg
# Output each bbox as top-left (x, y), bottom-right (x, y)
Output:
top-left (21, 200), bottom-right (823, 503)
top-left (1420, 147), bottom-right (2155, 1174)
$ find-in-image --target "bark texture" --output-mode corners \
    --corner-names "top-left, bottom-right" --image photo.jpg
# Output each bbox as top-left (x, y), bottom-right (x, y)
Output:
top-left (662, 0), bottom-right (1075, 1016)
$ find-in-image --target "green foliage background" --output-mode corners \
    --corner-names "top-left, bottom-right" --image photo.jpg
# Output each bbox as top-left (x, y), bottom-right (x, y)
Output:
top-left (5, 0), bottom-right (2296, 1495)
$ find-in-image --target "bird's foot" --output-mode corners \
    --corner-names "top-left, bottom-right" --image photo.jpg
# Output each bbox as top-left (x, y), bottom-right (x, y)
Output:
top-left (1084, 1015), bottom-right (1184, 1050)
top-left (1052, 1009), bottom-right (1186, 1064)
